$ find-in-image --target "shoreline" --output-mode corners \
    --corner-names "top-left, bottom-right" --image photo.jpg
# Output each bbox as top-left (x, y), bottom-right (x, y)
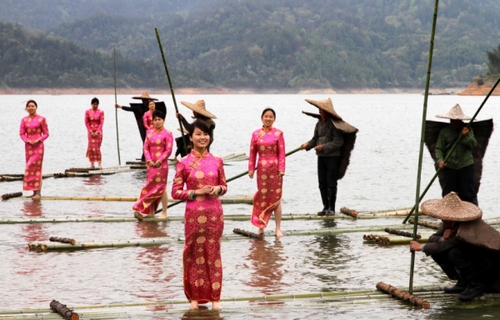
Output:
top-left (0, 87), bottom-right (466, 95)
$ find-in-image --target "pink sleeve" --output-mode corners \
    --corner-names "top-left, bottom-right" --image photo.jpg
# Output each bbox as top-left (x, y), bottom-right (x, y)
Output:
top-left (19, 118), bottom-right (29, 143)
top-left (218, 157), bottom-right (228, 195)
top-left (143, 134), bottom-right (152, 162)
top-left (277, 130), bottom-right (285, 173)
top-left (158, 131), bottom-right (173, 163)
top-left (171, 162), bottom-right (190, 200)
top-left (85, 110), bottom-right (91, 131)
top-left (97, 110), bottom-right (104, 132)
top-left (40, 117), bottom-right (49, 142)
top-left (248, 131), bottom-right (258, 173)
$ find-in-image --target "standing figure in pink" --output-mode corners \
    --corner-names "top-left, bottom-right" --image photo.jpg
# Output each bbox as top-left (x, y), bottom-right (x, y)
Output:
top-left (85, 97), bottom-right (104, 169)
top-left (133, 110), bottom-right (173, 219)
top-left (142, 100), bottom-right (156, 134)
top-left (248, 108), bottom-right (286, 238)
top-left (19, 100), bottom-right (49, 200)
top-left (171, 120), bottom-right (227, 311)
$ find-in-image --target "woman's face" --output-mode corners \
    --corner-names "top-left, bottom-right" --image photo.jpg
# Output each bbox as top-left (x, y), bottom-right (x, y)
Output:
top-left (26, 102), bottom-right (37, 115)
top-left (153, 116), bottom-right (164, 130)
top-left (261, 110), bottom-right (275, 128)
top-left (91, 102), bottom-right (99, 109)
top-left (148, 101), bottom-right (156, 111)
top-left (190, 127), bottom-right (210, 150)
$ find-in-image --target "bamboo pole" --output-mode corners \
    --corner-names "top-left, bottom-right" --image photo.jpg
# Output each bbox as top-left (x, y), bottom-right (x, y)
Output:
top-left (155, 28), bottom-right (187, 156)
top-left (409, 0), bottom-right (439, 294)
top-left (384, 228), bottom-right (421, 239)
top-left (363, 234), bottom-right (430, 245)
top-left (408, 217), bottom-right (441, 230)
top-left (50, 300), bottom-right (79, 320)
top-left (10, 195), bottom-right (252, 203)
top-left (340, 207), bottom-right (358, 218)
top-left (1, 191), bottom-right (23, 200)
top-left (233, 228), bottom-right (264, 240)
top-left (376, 282), bottom-right (430, 308)
top-left (402, 74), bottom-right (500, 226)
top-left (49, 236), bottom-right (76, 245)
top-left (113, 46), bottom-right (121, 165)
top-left (165, 146), bottom-right (302, 210)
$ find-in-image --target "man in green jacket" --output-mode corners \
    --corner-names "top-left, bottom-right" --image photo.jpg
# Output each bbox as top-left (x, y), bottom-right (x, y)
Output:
top-left (435, 104), bottom-right (478, 205)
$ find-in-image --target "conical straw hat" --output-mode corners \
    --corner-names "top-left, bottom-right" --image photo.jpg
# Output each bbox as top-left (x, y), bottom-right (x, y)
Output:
top-left (180, 100), bottom-right (216, 119)
top-left (305, 98), bottom-right (342, 120)
top-left (420, 192), bottom-right (482, 221)
top-left (436, 104), bottom-right (471, 120)
top-left (132, 92), bottom-right (158, 101)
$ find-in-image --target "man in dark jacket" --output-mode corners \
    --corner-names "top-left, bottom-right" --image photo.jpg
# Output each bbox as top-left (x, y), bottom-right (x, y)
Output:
top-left (410, 192), bottom-right (500, 301)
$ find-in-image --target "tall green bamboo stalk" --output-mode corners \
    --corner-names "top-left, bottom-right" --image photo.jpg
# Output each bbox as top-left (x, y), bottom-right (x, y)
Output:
top-left (409, 0), bottom-right (439, 294)
top-left (113, 46), bottom-right (121, 165)
top-left (155, 28), bottom-right (188, 155)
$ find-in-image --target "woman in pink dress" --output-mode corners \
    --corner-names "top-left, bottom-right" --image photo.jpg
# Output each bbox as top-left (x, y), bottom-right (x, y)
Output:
top-left (142, 100), bottom-right (156, 134)
top-left (84, 97), bottom-right (105, 169)
top-left (248, 108), bottom-right (286, 238)
top-left (132, 110), bottom-right (173, 219)
top-left (19, 100), bottom-right (49, 200)
top-left (171, 120), bottom-right (227, 311)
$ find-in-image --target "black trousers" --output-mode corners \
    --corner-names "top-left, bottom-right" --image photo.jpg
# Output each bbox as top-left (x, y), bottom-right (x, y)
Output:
top-left (317, 156), bottom-right (340, 211)
top-left (442, 164), bottom-right (477, 204)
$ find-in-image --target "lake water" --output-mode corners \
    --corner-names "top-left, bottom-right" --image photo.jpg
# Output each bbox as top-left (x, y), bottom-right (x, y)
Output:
top-left (1, 93), bottom-right (500, 319)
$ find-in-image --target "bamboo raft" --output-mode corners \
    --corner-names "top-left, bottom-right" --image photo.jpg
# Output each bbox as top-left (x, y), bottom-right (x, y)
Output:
top-left (5, 195), bottom-right (253, 204)
top-left (27, 223), bottom-right (437, 252)
top-left (2, 285), bottom-right (500, 318)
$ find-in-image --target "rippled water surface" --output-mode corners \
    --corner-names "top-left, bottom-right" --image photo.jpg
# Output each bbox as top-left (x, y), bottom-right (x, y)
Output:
top-left (1, 93), bottom-right (500, 319)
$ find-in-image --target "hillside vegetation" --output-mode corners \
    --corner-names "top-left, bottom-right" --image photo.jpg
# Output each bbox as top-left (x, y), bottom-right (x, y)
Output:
top-left (2, 0), bottom-right (500, 90)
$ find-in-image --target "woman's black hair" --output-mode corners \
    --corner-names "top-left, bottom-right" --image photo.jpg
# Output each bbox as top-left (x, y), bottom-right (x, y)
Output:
top-left (188, 119), bottom-right (212, 138)
top-left (153, 110), bottom-right (165, 120)
top-left (25, 99), bottom-right (38, 108)
top-left (91, 97), bottom-right (99, 104)
top-left (261, 107), bottom-right (276, 118)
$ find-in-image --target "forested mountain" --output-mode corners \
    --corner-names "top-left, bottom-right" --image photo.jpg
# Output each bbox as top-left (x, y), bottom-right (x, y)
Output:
top-left (0, 22), bottom-right (164, 88)
top-left (2, 0), bottom-right (500, 90)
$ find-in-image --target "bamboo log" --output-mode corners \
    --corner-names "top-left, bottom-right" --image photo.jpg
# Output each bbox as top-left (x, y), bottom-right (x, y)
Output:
top-left (233, 228), bottom-right (264, 240)
top-left (340, 207), bottom-right (358, 218)
top-left (363, 234), bottom-right (430, 245)
top-left (49, 237), bottom-right (76, 245)
top-left (376, 282), bottom-right (430, 308)
top-left (54, 172), bottom-right (68, 178)
top-left (384, 228), bottom-right (421, 239)
top-left (65, 167), bottom-right (92, 173)
top-left (1, 191), bottom-right (23, 200)
top-left (50, 300), bottom-right (79, 320)
top-left (408, 217), bottom-right (441, 230)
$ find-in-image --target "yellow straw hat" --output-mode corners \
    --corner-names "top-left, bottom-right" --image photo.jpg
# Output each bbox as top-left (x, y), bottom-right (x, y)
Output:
top-left (421, 192), bottom-right (482, 221)
top-left (180, 100), bottom-right (216, 119)
top-left (436, 104), bottom-right (472, 120)
top-left (132, 92), bottom-right (158, 101)
top-left (305, 98), bottom-right (343, 120)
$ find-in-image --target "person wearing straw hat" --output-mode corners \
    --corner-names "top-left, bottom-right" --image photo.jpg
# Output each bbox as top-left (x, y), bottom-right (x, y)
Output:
top-left (115, 92), bottom-right (167, 160)
top-left (434, 104), bottom-right (479, 205)
top-left (174, 127), bottom-right (191, 158)
top-left (410, 192), bottom-right (500, 301)
top-left (300, 98), bottom-right (358, 216)
top-left (176, 100), bottom-right (216, 152)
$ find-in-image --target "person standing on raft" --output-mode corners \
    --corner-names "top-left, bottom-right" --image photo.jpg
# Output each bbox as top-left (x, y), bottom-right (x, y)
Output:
top-left (84, 97), bottom-right (104, 169)
top-left (132, 110), bottom-right (173, 219)
top-left (300, 98), bottom-right (358, 216)
top-left (248, 107), bottom-right (285, 238)
top-left (19, 99), bottom-right (49, 200)
top-left (171, 120), bottom-right (227, 311)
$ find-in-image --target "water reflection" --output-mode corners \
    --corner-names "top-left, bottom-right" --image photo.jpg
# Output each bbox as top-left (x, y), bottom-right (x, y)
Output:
top-left (19, 201), bottom-right (47, 243)
top-left (133, 221), bottom-right (176, 308)
top-left (245, 239), bottom-right (287, 296)
top-left (83, 174), bottom-right (104, 186)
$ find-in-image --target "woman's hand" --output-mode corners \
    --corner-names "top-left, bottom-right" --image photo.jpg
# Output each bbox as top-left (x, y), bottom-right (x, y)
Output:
top-left (248, 171), bottom-right (254, 179)
top-left (278, 171), bottom-right (284, 178)
top-left (208, 186), bottom-right (222, 196)
top-left (196, 185), bottom-right (213, 195)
